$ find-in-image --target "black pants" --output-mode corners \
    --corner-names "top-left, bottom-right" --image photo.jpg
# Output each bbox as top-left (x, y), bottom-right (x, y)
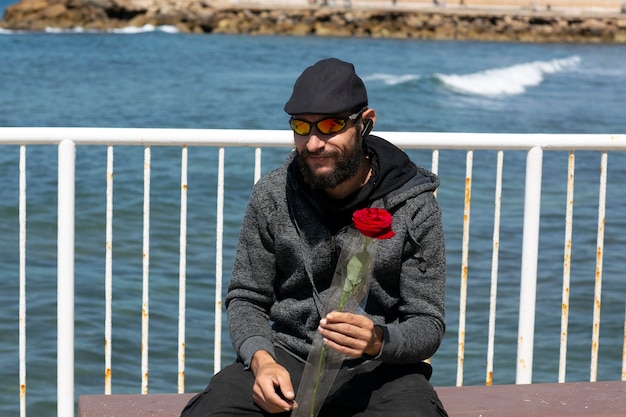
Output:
top-left (180, 347), bottom-right (448, 417)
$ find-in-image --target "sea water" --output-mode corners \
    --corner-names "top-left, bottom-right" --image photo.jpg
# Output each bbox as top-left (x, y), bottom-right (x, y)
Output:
top-left (1, 9), bottom-right (626, 416)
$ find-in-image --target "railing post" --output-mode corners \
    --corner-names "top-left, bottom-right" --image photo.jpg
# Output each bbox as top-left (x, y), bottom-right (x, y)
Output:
top-left (214, 147), bottom-right (225, 374)
top-left (57, 139), bottom-right (76, 417)
top-left (456, 150), bottom-right (473, 387)
top-left (19, 146), bottom-right (27, 417)
top-left (516, 145), bottom-right (543, 384)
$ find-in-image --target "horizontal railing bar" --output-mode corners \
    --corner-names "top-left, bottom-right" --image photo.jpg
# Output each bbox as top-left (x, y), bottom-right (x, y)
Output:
top-left (385, 132), bottom-right (626, 151)
top-left (0, 128), bottom-right (624, 150)
top-left (0, 128), bottom-right (293, 146)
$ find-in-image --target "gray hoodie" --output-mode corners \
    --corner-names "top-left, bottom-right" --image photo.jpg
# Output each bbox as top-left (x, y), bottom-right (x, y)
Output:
top-left (226, 137), bottom-right (446, 368)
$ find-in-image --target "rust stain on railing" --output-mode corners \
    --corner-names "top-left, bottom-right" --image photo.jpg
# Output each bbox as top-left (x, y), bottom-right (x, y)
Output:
top-left (518, 335), bottom-right (525, 367)
top-left (104, 336), bottom-right (112, 392)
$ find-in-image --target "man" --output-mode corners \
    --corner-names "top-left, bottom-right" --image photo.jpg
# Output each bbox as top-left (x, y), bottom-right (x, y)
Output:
top-left (181, 58), bottom-right (448, 417)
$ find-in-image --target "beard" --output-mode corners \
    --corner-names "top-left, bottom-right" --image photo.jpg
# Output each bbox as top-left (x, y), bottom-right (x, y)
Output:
top-left (297, 142), bottom-right (365, 191)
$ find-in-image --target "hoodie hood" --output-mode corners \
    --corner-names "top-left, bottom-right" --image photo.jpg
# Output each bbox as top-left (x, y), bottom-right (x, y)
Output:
top-left (288, 135), bottom-right (439, 233)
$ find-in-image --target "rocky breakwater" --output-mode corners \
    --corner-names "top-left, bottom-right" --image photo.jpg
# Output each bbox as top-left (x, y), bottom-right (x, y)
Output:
top-left (2, 0), bottom-right (626, 42)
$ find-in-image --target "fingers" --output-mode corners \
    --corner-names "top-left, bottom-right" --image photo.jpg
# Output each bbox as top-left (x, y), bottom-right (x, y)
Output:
top-left (318, 312), bottom-right (382, 358)
top-left (323, 311), bottom-right (371, 329)
top-left (252, 363), bottom-right (296, 413)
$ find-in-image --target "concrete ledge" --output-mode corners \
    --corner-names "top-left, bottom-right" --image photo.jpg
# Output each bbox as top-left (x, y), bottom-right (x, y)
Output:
top-left (78, 380), bottom-right (626, 417)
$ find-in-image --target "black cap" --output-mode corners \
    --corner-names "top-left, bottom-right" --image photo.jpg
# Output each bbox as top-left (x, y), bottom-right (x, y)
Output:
top-left (284, 58), bottom-right (368, 116)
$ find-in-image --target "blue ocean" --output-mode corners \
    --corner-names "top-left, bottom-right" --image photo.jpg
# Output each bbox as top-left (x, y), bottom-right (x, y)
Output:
top-left (1, 1), bottom-right (626, 414)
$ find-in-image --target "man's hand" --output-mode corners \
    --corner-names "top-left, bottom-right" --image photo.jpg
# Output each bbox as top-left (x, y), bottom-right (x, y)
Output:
top-left (318, 311), bottom-right (383, 358)
top-left (250, 350), bottom-right (297, 413)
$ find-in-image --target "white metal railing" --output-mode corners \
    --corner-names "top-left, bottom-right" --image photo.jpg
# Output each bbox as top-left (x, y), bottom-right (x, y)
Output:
top-left (1, 127), bottom-right (625, 417)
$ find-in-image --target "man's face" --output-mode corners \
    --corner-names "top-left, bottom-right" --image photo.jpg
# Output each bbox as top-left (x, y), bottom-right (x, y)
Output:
top-left (292, 113), bottom-right (364, 191)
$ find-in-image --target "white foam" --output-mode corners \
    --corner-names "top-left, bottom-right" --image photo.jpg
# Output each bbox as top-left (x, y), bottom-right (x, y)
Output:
top-left (30, 24), bottom-right (180, 34)
top-left (364, 73), bottom-right (421, 86)
top-left (435, 56), bottom-right (581, 97)
top-left (108, 25), bottom-right (155, 34)
top-left (45, 26), bottom-right (94, 33)
top-left (0, 27), bottom-right (19, 35)
top-left (109, 24), bottom-right (179, 34)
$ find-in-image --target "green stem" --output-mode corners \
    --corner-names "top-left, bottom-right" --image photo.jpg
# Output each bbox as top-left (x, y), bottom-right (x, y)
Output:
top-left (310, 290), bottom-right (348, 417)
top-left (337, 289), bottom-right (349, 313)
top-left (310, 344), bottom-right (325, 417)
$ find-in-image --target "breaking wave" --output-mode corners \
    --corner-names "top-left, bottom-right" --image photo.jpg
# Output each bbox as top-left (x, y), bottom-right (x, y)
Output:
top-left (434, 56), bottom-right (581, 96)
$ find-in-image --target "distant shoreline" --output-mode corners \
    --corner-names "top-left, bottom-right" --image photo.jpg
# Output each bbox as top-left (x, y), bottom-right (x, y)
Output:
top-left (200, 0), bottom-right (626, 18)
top-left (2, 0), bottom-right (626, 42)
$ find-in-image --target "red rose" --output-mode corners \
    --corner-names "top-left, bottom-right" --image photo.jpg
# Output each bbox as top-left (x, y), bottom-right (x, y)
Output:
top-left (352, 208), bottom-right (395, 240)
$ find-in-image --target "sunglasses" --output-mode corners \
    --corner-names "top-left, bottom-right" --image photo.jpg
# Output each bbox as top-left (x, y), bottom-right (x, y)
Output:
top-left (289, 108), bottom-right (365, 136)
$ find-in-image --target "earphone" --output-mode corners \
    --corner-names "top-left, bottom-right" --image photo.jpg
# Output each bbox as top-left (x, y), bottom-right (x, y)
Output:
top-left (361, 119), bottom-right (374, 153)
top-left (361, 119), bottom-right (373, 139)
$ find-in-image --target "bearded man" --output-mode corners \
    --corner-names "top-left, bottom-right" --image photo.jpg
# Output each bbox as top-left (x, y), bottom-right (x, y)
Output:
top-left (181, 58), bottom-right (448, 417)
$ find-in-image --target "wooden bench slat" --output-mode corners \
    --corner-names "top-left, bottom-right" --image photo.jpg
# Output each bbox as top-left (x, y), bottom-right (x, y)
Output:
top-left (78, 381), bottom-right (626, 417)
top-left (436, 381), bottom-right (626, 417)
top-left (78, 393), bottom-right (196, 417)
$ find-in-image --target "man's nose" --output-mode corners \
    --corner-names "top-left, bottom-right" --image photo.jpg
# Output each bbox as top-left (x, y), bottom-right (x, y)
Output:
top-left (306, 133), bottom-right (326, 152)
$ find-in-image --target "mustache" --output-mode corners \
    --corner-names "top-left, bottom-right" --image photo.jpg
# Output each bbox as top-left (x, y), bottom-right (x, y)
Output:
top-left (299, 148), bottom-right (340, 158)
